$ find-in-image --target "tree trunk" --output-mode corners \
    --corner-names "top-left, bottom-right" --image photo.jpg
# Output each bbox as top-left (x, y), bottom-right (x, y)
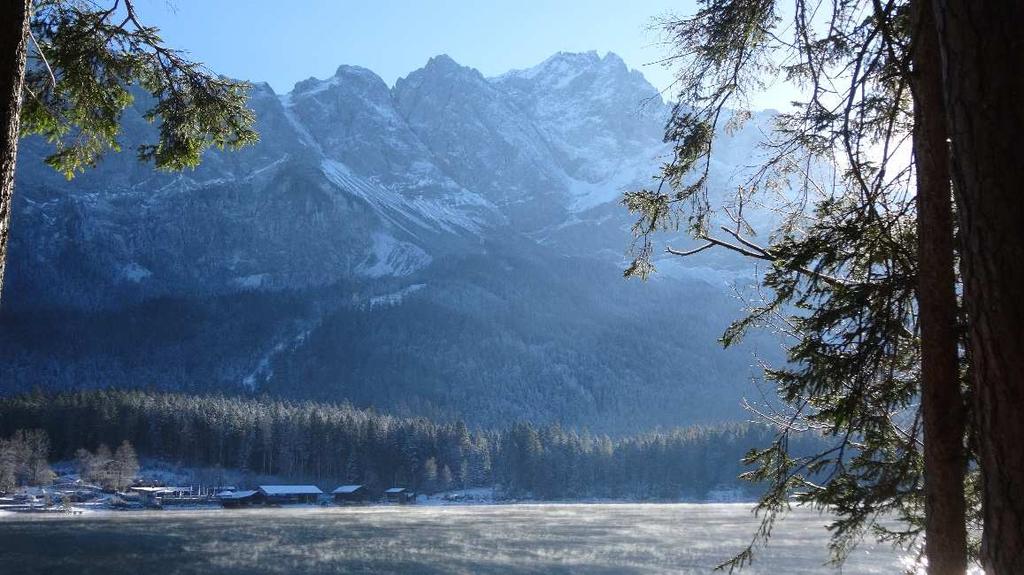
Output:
top-left (911, 2), bottom-right (968, 573)
top-left (0, 0), bottom-right (31, 305)
top-left (932, 1), bottom-right (1024, 572)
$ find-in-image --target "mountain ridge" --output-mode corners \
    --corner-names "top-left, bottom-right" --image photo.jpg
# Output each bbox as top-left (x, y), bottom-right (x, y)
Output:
top-left (1, 51), bottom-right (777, 434)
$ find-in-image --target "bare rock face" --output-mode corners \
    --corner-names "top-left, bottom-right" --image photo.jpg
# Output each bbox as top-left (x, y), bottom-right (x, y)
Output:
top-left (2, 53), bottom-right (778, 433)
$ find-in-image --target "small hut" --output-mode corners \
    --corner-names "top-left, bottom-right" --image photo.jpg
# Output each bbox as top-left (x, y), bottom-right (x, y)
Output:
top-left (384, 487), bottom-right (414, 504)
top-left (129, 486), bottom-right (173, 507)
top-left (257, 485), bottom-right (323, 505)
top-left (331, 485), bottom-right (368, 504)
top-left (159, 486), bottom-right (206, 506)
top-left (217, 490), bottom-right (263, 508)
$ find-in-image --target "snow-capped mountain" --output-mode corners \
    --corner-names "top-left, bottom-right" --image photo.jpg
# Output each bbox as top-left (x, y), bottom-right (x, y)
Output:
top-left (496, 51), bottom-right (669, 203)
top-left (2, 52), bottom-right (776, 433)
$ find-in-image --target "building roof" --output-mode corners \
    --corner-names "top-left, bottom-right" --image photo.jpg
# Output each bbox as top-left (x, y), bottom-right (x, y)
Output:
top-left (332, 485), bottom-right (364, 494)
top-left (130, 486), bottom-right (173, 494)
top-left (258, 485), bottom-right (323, 495)
top-left (384, 487), bottom-right (408, 494)
top-left (217, 490), bottom-right (258, 500)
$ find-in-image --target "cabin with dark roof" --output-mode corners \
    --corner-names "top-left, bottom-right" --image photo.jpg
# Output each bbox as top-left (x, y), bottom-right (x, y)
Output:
top-left (257, 485), bottom-right (323, 505)
top-left (217, 489), bottom-right (263, 508)
top-left (331, 485), bottom-right (368, 504)
top-left (383, 487), bottom-right (415, 504)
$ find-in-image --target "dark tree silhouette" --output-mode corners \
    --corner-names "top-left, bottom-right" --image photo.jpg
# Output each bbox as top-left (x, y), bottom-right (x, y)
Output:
top-left (623, 1), bottom-right (1023, 571)
top-left (0, 0), bottom-right (257, 301)
top-left (934, 2), bottom-right (1024, 572)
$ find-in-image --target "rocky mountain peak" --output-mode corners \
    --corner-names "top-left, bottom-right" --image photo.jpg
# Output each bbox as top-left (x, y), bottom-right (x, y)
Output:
top-left (495, 51), bottom-right (654, 99)
top-left (4, 50), bottom-right (777, 432)
top-left (422, 53), bottom-right (464, 72)
top-left (9, 50), bottom-right (761, 308)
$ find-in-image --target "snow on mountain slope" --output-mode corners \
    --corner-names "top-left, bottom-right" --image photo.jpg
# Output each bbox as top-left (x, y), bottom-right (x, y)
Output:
top-left (320, 158), bottom-right (488, 237)
top-left (493, 51), bottom-right (669, 185)
top-left (8, 50), bottom-right (773, 310)
top-left (284, 64), bottom-right (504, 238)
top-left (3, 51), bottom-right (783, 431)
top-left (356, 232), bottom-right (432, 278)
top-left (392, 55), bottom-right (575, 231)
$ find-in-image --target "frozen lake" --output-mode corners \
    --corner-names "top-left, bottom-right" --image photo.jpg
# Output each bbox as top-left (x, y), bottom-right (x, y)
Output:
top-left (0, 503), bottom-right (906, 574)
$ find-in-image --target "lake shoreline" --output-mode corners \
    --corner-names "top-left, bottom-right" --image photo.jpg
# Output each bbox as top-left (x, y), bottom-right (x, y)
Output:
top-left (0, 497), bottom-right (764, 520)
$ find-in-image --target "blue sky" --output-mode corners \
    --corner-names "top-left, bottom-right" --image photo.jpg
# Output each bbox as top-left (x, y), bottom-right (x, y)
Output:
top-left (139, 0), bottom-right (790, 109)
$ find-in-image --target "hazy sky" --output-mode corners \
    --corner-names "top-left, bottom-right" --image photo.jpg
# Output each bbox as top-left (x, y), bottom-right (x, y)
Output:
top-left (138, 0), bottom-right (791, 109)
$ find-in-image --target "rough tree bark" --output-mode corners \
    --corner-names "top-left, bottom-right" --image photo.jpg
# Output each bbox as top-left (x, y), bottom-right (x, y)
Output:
top-left (0, 0), bottom-right (32, 305)
top-left (911, 2), bottom-right (968, 573)
top-left (932, 1), bottom-right (1024, 573)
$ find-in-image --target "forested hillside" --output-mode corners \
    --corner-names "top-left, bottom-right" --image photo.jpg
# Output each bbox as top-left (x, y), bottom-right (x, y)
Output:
top-left (0, 390), bottom-right (823, 500)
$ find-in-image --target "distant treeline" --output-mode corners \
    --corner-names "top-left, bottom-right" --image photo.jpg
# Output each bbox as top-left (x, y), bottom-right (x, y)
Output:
top-left (0, 390), bottom-right (824, 499)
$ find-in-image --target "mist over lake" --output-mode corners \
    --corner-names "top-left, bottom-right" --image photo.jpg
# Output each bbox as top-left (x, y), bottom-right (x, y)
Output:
top-left (0, 504), bottom-right (903, 574)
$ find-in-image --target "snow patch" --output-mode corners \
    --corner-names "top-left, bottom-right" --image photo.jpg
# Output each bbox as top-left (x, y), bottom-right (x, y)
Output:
top-left (242, 328), bottom-right (311, 390)
top-left (321, 159), bottom-right (490, 235)
top-left (119, 262), bottom-right (152, 283)
top-left (280, 96), bottom-right (324, 153)
top-left (368, 283), bottom-right (426, 309)
top-left (234, 273), bottom-right (270, 289)
top-left (417, 487), bottom-right (497, 506)
top-left (356, 233), bottom-right (432, 278)
top-left (496, 51), bottom-right (602, 83)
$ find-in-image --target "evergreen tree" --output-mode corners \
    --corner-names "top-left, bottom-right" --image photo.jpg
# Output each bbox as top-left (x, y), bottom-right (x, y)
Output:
top-left (932, 3), bottom-right (1024, 572)
top-left (440, 464), bottom-right (453, 492)
top-left (423, 457), bottom-right (438, 493)
top-left (0, 0), bottom-right (257, 301)
top-left (0, 390), bottom-right (809, 502)
top-left (458, 458), bottom-right (470, 490)
top-left (626, 1), bottom-right (1021, 571)
top-left (344, 450), bottom-right (361, 483)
